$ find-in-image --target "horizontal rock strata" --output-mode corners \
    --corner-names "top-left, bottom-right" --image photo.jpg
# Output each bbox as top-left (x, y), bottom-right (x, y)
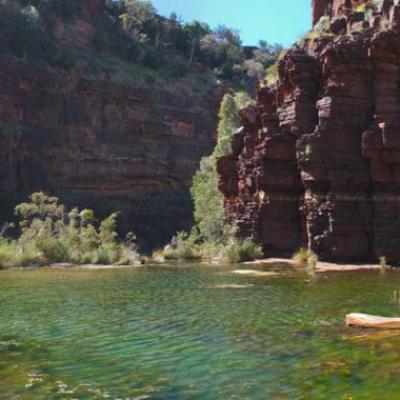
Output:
top-left (218, 1), bottom-right (400, 262)
top-left (0, 59), bottom-right (217, 248)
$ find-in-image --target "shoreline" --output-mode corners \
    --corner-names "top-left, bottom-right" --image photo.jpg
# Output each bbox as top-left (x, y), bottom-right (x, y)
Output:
top-left (0, 258), bottom-right (394, 272)
top-left (243, 258), bottom-right (388, 273)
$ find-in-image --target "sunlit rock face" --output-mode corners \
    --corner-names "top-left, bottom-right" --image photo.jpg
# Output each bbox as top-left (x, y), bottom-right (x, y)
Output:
top-left (312, 0), bottom-right (333, 26)
top-left (218, 1), bottom-right (400, 262)
top-left (313, 0), bottom-right (394, 26)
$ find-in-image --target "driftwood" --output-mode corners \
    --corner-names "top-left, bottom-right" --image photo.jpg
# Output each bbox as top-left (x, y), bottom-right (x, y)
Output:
top-left (346, 313), bottom-right (400, 329)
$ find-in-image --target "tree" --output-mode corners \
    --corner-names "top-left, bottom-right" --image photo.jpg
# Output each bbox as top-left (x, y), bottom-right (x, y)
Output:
top-left (119, 0), bottom-right (156, 41)
top-left (242, 58), bottom-right (264, 80)
top-left (190, 92), bottom-right (251, 242)
top-left (124, 0), bottom-right (156, 22)
top-left (200, 25), bottom-right (244, 78)
top-left (0, 1), bottom-right (52, 62)
top-left (183, 20), bottom-right (211, 67)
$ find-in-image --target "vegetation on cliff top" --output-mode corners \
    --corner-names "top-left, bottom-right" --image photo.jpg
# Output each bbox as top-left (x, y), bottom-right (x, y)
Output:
top-left (0, 0), bottom-right (282, 91)
top-left (0, 192), bottom-right (140, 269)
top-left (0, 0), bottom-right (277, 263)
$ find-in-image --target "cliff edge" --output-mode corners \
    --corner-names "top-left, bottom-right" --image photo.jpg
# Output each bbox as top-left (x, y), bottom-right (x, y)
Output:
top-left (217, 0), bottom-right (400, 262)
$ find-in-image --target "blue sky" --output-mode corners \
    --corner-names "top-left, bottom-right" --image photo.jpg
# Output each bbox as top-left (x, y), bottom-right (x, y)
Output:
top-left (151, 0), bottom-right (312, 47)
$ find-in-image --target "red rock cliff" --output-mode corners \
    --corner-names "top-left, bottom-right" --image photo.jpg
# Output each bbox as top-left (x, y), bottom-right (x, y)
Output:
top-left (0, 59), bottom-right (218, 248)
top-left (218, 0), bottom-right (400, 262)
top-left (312, 0), bottom-right (333, 26)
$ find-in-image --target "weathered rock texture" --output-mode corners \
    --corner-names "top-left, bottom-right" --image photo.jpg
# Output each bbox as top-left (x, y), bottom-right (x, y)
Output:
top-left (218, 0), bottom-right (400, 262)
top-left (312, 0), bottom-right (388, 27)
top-left (0, 58), bottom-right (217, 248)
top-left (312, 0), bottom-right (333, 26)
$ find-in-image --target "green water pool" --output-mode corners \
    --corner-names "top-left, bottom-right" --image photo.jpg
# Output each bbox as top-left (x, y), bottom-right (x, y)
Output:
top-left (2, 265), bottom-right (400, 399)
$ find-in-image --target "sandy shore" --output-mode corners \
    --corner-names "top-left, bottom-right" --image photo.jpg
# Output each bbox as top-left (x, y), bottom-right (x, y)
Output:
top-left (50, 263), bottom-right (141, 270)
top-left (243, 258), bottom-right (386, 273)
top-left (47, 259), bottom-right (390, 273)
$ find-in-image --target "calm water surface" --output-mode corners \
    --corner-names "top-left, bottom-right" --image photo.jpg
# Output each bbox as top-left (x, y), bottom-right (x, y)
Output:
top-left (2, 264), bottom-right (400, 399)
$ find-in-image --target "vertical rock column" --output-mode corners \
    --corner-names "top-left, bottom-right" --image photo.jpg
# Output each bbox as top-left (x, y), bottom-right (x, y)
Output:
top-left (365, 31), bottom-right (400, 261)
top-left (217, 84), bottom-right (305, 255)
top-left (255, 86), bottom-right (303, 256)
top-left (298, 39), bottom-right (374, 261)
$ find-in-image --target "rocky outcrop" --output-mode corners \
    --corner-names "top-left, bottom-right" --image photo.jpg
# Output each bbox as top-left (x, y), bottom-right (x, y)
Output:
top-left (312, 0), bottom-right (387, 27)
top-left (312, 0), bottom-right (333, 26)
top-left (0, 58), bottom-right (218, 248)
top-left (218, 0), bottom-right (400, 262)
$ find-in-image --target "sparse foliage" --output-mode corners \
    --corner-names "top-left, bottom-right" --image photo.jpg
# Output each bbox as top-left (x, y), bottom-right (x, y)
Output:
top-left (0, 0), bottom-right (281, 85)
top-left (162, 92), bottom-right (262, 263)
top-left (0, 192), bottom-right (140, 269)
top-left (191, 92), bottom-right (251, 243)
top-left (293, 248), bottom-right (319, 269)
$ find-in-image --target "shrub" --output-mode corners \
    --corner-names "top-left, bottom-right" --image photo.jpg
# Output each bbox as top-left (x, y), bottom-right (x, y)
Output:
top-left (293, 248), bottom-right (318, 269)
top-left (161, 228), bottom-right (262, 264)
top-left (0, 240), bottom-right (19, 269)
top-left (0, 239), bottom-right (46, 269)
top-left (36, 237), bottom-right (68, 263)
top-left (224, 238), bottom-right (263, 263)
top-left (264, 62), bottom-right (279, 86)
top-left (163, 232), bottom-right (201, 261)
top-left (0, 192), bottom-right (140, 268)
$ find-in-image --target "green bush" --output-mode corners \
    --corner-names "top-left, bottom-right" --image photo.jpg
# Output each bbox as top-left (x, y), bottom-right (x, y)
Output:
top-left (161, 228), bottom-right (262, 264)
top-left (0, 192), bottom-right (140, 269)
top-left (264, 62), bottom-right (279, 86)
top-left (0, 239), bottom-right (46, 269)
top-left (36, 237), bottom-right (68, 263)
top-left (224, 238), bottom-right (263, 263)
top-left (161, 91), bottom-right (263, 265)
top-left (293, 248), bottom-right (318, 269)
top-left (190, 92), bottom-right (252, 243)
top-left (163, 232), bottom-right (201, 261)
top-left (0, 240), bottom-right (19, 269)
top-left (161, 235), bottom-right (262, 264)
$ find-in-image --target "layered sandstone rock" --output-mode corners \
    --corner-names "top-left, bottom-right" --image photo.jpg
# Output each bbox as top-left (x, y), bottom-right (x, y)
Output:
top-left (218, 1), bottom-right (400, 262)
top-left (312, 0), bottom-right (388, 27)
top-left (312, 0), bottom-right (333, 26)
top-left (0, 58), bottom-right (217, 248)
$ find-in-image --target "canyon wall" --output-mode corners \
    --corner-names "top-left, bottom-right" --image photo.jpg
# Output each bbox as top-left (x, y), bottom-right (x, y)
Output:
top-left (312, 0), bottom-right (332, 26)
top-left (218, 0), bottom-right (400, 262)
top-left (0, 58), bottom-right (217, 248)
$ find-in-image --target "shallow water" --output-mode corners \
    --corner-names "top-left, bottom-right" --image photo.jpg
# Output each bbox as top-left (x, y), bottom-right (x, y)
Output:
top-left (2, 265), bottom-right (400, 399)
